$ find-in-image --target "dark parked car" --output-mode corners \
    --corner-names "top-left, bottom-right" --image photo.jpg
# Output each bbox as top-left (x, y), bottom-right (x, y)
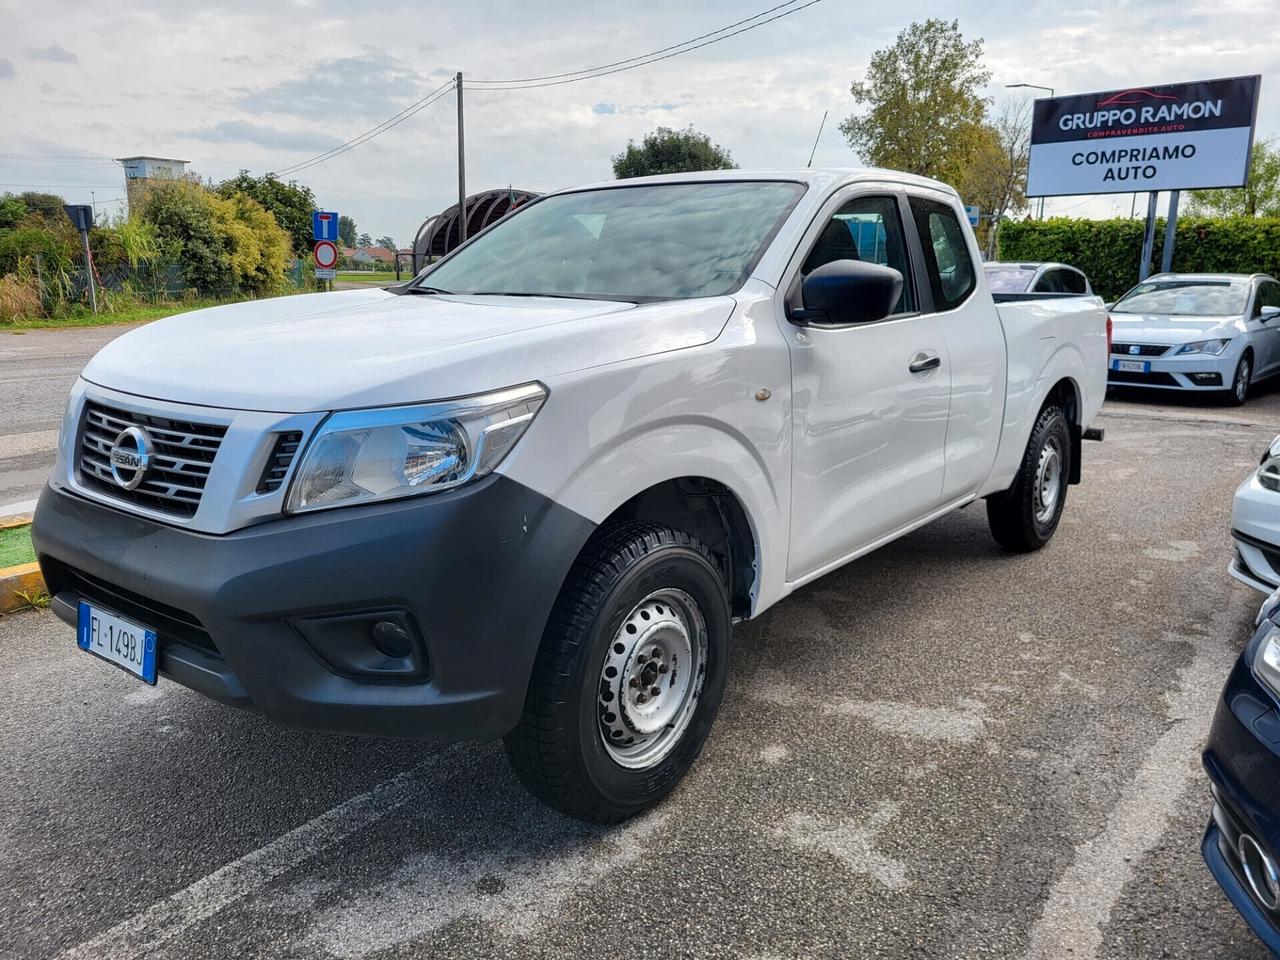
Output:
top-left (1203, 587), bottom-right (1280, 954)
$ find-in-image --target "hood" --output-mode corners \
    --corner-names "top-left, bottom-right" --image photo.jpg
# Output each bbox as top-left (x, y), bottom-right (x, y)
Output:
top-left (82, 288), bottom-right (736, 413)
top-left (1108, 312), bottom-right (1243, 344)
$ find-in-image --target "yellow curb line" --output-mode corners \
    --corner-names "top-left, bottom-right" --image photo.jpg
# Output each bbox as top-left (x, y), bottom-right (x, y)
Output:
top-left (0, 561), bottom-right (45, 614)
top-left (0, 515), bottom-right (32, 531)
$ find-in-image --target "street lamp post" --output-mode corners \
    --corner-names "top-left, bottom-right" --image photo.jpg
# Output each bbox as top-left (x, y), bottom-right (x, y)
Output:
top-left (1006, 82), bottom-right (1054, 220)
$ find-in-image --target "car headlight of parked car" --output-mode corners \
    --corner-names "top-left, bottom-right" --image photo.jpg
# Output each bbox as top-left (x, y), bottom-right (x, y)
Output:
top-left (1254, 621), bottom-right (1280, 697)
top-left (1259, 437), bottom-right (1280, 493)
top-left (285, 382), bottom-right (547, 514)
top-left (1174, 338), bottom-right (1232, 356)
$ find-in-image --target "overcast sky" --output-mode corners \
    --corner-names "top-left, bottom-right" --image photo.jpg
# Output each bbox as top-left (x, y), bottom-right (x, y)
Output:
top-left (2, 0), bottom-right (1276, 245)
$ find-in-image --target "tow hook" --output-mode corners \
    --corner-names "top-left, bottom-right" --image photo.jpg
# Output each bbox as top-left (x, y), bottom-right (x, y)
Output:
top-left (1084, 427), bottom-right (1105, 442)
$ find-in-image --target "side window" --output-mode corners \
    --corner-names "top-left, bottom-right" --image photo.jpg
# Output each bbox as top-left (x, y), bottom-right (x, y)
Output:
top-left (1259, 281), bottom-right (1280, 310)
top-left (908, 197), bottom-right (976, 311)
top-left (1034, 270), bottom-right (1065, 294)
top-left (801, 195), bottom-right (915, 314)
top-left (1060, 269), bottom-right (1087, 294)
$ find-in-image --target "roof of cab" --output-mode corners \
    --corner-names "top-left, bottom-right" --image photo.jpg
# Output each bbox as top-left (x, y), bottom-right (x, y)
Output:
top-left (553, 167), bottom-right (961, 199)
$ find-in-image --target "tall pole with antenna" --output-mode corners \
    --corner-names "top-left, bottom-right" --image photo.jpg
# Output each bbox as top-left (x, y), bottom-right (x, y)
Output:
top-left (456, 71), bottom-right (467, 244)
top-left (806, 111), bottom-right (828, 168)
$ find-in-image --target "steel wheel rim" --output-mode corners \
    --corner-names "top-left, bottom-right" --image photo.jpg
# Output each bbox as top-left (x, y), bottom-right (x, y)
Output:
top-left (1237, 359), bottom-right (1250, 401)
top-left (598, 588), bottom-right (707, 770)
top-left (1033, 437), bottom-right (1062, 525)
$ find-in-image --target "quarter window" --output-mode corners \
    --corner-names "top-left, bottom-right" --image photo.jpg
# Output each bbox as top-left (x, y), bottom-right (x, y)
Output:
top-left (1060, 269), bottom-right (1087, 294)
top-left (800, 195), bottom-right (915, 314)
top-left (909, 197), bottom-right (976, 311)
top-left (1258, 280), bottom-right (1280, 311)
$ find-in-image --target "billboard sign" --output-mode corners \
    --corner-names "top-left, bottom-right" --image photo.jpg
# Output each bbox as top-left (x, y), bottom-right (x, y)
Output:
top-left (1026, 75), bottom-right (1260, 197)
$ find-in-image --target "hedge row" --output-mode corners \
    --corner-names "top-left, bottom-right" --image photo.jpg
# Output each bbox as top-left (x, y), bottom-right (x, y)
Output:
top-left (998, 216), bottom-right (1280, 301)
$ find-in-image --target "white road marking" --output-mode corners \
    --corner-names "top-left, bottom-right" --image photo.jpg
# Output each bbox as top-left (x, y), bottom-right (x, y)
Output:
top-left (1022, 615), bottom-right (1245, 959)
top-left (57, 758), bottom-right (446, 960)
top-left (778, 803), bottom-right (908, 890)
top-left (289, 811), bottom-right (668, 957)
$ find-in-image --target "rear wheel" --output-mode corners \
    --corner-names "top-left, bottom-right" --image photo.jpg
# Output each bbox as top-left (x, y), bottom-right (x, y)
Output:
top-left (1224, 354), bottom-right (1251, 406)
top-left (986, 404), bottom-right (1071, 552)
top-left (504, 522), bottom-right (731, 824)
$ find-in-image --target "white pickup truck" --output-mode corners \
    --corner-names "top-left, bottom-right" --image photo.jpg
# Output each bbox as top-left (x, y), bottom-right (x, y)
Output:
top-left (33, 169), bottom-right (1107, 823)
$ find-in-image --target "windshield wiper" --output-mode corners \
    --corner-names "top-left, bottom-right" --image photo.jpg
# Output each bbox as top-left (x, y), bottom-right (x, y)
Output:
top-left (405, 285), bottom-right (453, 295)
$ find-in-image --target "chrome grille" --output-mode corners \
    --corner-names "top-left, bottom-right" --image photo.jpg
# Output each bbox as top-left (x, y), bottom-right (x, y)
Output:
top-left (78, 401), bottom-right (227, 518)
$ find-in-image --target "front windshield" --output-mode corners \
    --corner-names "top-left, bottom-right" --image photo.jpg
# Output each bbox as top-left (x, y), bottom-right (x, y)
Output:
top-left (984, 264), bottom-right (1035, 293)
top-left (1112, 280), bottom-right (1250, 316)
top-left (416, 181), bottom-right (805, 301)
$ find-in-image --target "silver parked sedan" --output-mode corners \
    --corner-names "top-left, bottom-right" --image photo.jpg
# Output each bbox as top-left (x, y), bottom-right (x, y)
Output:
top-left (1107, 273), bottom-right (1280, 405)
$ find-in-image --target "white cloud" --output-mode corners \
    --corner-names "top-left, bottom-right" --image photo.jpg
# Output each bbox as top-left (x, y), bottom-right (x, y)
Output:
top-left (1, 0), bottom-right (1276, 240)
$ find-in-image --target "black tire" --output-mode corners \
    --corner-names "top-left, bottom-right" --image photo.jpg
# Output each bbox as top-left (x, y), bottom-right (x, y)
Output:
top-left (504, 522), bottom-right (731, 824)
top-left (986, 404), bottom-right (1071, 552)
top-left (1223, 353), bottom-right (1251, 406)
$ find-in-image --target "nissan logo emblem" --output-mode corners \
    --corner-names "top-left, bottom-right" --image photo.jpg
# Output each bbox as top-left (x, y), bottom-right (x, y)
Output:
top-left (108, 426), bottom-right (153, 491)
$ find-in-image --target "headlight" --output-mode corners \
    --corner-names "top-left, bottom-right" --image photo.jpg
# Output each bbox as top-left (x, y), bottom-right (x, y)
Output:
top-left (1259, 436), bottom-right (1280, 492)
top-left (1175, 338), bottom-right (1231, 355)
top-left (1254, 624), bottom-right (1280, 699)
top-left (285, 382), bottom-right (546, 514)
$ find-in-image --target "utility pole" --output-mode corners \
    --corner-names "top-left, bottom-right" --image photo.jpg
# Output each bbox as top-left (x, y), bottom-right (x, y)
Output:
top-left (456, 71), bottom-right (467, 244)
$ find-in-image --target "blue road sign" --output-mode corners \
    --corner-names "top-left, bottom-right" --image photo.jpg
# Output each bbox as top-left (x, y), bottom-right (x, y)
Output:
top-left (312, 211), bottom-right (340, 242)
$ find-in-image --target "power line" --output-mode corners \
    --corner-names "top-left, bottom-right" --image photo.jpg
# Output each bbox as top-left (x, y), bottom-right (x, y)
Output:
top-left (267, 1), bottom-right (822, 176)
top-left (472, 0), bottom-right (824, 91)
top-left (468, 0), bottom-right (810, 85)
top-left (270, 78), bottom-right (456, 177)
top-left (0, 182), bottom-right (123, 188)
top-left (0, 153), bottom-right (115, 161)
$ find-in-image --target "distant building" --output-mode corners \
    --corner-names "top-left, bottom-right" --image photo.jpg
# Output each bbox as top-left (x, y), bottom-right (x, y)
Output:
top-left (351, 246), bottom-right (395, 266)
top-left (117, 155), bottom-right (190, 211)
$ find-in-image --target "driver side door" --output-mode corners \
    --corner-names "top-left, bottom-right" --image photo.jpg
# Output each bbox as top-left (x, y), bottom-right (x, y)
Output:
top-left (783, 188), bottom-right (951, 581)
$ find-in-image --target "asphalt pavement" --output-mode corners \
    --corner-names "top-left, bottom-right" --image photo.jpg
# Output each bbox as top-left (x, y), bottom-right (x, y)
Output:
top-left (3, 327), bottom-right (1280, 958)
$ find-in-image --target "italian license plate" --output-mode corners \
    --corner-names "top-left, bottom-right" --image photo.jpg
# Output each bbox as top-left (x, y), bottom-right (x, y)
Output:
top-left (1111, 359), bottom-right (1149, 373)
top-left (77, 600), bottom-right (158, 684)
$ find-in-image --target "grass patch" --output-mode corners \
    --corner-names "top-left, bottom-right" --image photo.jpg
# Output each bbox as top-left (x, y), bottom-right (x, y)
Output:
top-left (336, 271), bottom-right (403, 284)
top-left (2, 298), bottom-right (228, 331)
top-left (0, 524), bottom-right (35, 569)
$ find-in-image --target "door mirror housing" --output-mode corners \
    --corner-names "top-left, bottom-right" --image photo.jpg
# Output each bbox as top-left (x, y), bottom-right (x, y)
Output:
top-left (1261, 305), bottom-right (1280, 322)
top-left (790, 260), bottom-right (904, 326)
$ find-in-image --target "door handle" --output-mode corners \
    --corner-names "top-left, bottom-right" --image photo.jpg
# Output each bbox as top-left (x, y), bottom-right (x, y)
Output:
top-left (909, 352), bottom-right (941, 374)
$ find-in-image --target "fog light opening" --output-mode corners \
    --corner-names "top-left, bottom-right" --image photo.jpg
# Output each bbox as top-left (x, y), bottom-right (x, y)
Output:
top-left (371, 620), bottom-right (414, 660)
top-left (1239, 834), bottom-right (1280, 910)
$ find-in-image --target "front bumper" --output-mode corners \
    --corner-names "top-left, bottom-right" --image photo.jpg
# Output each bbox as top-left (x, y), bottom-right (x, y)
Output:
top-left (31, 478), bottom-right (595, 741)
top-left (1202, 638), bottom-right (1280, 954)
top-left (1232, 473), bottom-right (1280, 594)
top-left (1107, 349), bottom-right (1237, 391)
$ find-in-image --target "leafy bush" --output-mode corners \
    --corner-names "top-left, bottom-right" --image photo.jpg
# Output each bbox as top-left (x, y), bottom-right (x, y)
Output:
top-left (137, 178), bottom-right (291, 297)
top-left (216, 172), bottom-right (316, 255)
top-left (998, 217), bottom-right (1280, 300)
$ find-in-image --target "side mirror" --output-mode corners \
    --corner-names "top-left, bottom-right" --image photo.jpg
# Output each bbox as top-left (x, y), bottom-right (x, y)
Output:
top-left (1261, 305), bottom-right (1280, 322)
top-left (791, 259), bottom-right (904, 326)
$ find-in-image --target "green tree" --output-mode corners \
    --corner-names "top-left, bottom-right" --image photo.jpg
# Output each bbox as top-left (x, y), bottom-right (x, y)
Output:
top-left (611, 125), bottom-right (737, 179)
top-left (959, 100), bottom-right (1031, 257)
top-left (215, 171), bottom-right (316, 255)
top-left (357, 232), bottom-right (372, 248)
top-left (0, 193), bottom-right (30, 230)
top-left (839, 19), bottom-right (990, 186)
top-left (1187, 139), bottom-right (1280, 218)
top-left (376, 234), bottom-right (396, 251)
top-left (338, 214), bottom-right (357, 247)
top-left (139, 177), bottom-right (290, 296)
top-left (16, 191), bottom-right (67, 226)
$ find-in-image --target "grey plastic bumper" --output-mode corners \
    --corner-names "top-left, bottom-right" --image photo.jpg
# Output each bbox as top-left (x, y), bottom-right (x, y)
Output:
top-left (32, 477), bottom-right (595, 741)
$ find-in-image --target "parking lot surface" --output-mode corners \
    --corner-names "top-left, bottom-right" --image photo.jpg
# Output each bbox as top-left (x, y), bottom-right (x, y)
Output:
top-left (3, 385), bottom-right (1280, 959)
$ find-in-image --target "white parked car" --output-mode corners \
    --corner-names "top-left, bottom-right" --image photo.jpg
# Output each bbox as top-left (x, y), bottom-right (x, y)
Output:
top-left (1108, 273), bottom-right (1280, 404)
top-left (32, 169), bottom-right (1107, 822)
top-left (984, 261), bottom-right (1092, 297)
top-left (1231, 435), bottom-right (1280, 594)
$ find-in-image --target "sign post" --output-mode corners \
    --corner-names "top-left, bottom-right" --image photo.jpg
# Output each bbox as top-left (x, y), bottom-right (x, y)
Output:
top-left (62, 204), bottom-right (97, 314)
top-left (312, 211), bottom-right (340, 291)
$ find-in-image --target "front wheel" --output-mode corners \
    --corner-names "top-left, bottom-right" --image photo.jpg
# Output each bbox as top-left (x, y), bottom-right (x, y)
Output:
top-left (504, 522), bottom-right (731, 824)
top-left (1223, 354), bottom-right (1251, 406)
top-left (986, 404), bottom-right (1071, 552)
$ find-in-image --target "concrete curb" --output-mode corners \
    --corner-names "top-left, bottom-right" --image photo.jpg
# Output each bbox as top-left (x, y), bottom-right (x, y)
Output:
top-left (0, 517), bottom-right (44, 612)
top-left (0, 561), bottom-right (45, 614)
